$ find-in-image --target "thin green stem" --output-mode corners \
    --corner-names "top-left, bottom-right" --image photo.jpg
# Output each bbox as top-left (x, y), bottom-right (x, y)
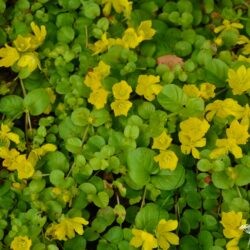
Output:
top-left (140, 186), bottom-right (147, 209)
top-left (81, 125), bottom-right (89, 145)
top-left (236, 186), bottom-right (242, 198)
top-left (20, 78), bottom-right (32, 132)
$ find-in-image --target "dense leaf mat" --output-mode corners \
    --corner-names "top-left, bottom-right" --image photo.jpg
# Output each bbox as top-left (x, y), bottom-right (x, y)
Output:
top-left (0, 0), bottom-right (250, 249)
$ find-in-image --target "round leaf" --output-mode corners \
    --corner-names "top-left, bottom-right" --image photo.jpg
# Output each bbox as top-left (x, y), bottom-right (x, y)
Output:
top-left (127, 148), bottom-right (157, 188)
top-left (0, 95), bottom-right (24, 118)
top-left (157, 84), bottom-right (188, 112)
top-left (24, 88), bottom-right (50, 115)
top-left (151, 164), bottom-right (185, 190)
top-left (135, 203), bottom-right (168, 233)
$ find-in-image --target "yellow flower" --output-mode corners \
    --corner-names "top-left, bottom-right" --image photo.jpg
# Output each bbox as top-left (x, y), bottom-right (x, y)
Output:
top-left (88, 88), bottom-right (109, 109)
top-left (111, 99), bottom-right (132, 116)
top-left (154, 150), bottom-right (178, 171)
top-left (0, 124), bottom-right (20, 146)
top-left (214, 19), bottom-right (243, 33)
top-left (45, 216), bottom-right (89, 241)
top-left (236, 35), bottom-right (250, 55)
top-left (221, 211), bottom-right (246, 239)
top-left (214, 37), bottom-right (223, 46)
top-left (227, 65), bottom-right (250, 95)
top-left (136, 74), bottom-right (162, 101)
top-left (10, 236), bottom-right (32, 250)
top-left (179, 135), bottom-right (206, 159)
top-left (205, 99), bottom-right (244, 121)
top-left (238, 104), bottom-right (250, 126)
top-left (13, 155), bottom-right (35, 179)
top-left (137, 20), bottom-right (156, 40)
top-left (28, 143), bottom-right (57, 165)
top-left (84, 71), bottom-right (102, 90)
top-left (226, 238), bottom-right (240, 250)
top-left (102, 0), bottom-right (132, 19)
top-left (52, 188), bottom-right (72, 204)
top-left (183, 83), bottom-right (215, 100)
top-left (179, 117), bottom-right (210, 159)
top-left (226, 120), bottom-right (249, 145)
top-left (29, 21), bottom-right (47, 50)
top-left (130, 229), bottom-right (158, 250)
top-left (199, 82), bottom-right (216, 99)
top-left (210, 120), bottom-right (249, 159)
top-left (156, 219), bottom-right (179, 249)
top-left (89, 33), bottom-right (109, 55)
top-left (13, 35), bottom-right (32, 52)
top-left (238, 55), bottom-right (250, 63)
top-left (0, 44), bottom-right (20, 67)
top-left (179, 117), bottom-right (210, 142)
top-left (94, 60), bottom-right (110, 78)
top-left (210, 138), bottom-right (243, 159)
top-left (183, 84), bottom-right (200, 98)
top-left (0, 147), bottom-right (20, 171)
top-left (17, 52), bottom-right (41, 73)
top-left (122, 28), bottom-right (143, 49)
top-left (112, 80), bottom-right (132, 100)
top-left (152, 131), bottom-right (172, 150)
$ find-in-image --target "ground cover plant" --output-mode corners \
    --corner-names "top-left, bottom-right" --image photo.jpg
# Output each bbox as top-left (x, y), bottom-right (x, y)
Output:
top-left (0, 0), bottom-right (250, 249)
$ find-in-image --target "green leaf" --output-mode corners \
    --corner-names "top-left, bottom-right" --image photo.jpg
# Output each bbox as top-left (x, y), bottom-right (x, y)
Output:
top-left (79, 183), bottom-right (97, 194)
top-left (202, 214), bottom-right (218, 231)
top-left (183, 209), bottom-right (202, 229)
top-left (82, 1), bottom-right (100, 19)
top-left (198, 230), bottom-right (213, 250)
top-left (42, 151), bottom-right (69, 173)
top-left (151, 164), bottom-right (185, 190)
top-left (104, 226), bottom-right (123, 244)
top-left (49, 170), bottom-right (65, 187)
top-left (65, 137), bottom-right (82, 154)
top-left (235, 165), bottom-right (250, 186)
top-left (91, 109), bottom-right (110, 127)
top-left (186, 191), bottom-right (202, 209)
top-left (124, 125), bottom-right (140, 139)
top-left (64, 236), bottom-right (86, 250)
top-left (127, 148), bottom-right (157, 188)
top-left (157, 84), bottom-right (188, 112)
top-left (92, 191), bottom-right (109, 208)
top-left (59, 117), bottom-right (84, 140)
top-left (180, 97), bottom-right (204, 118)
top-left (204, 58), bottom-right (228, 87)
top-left (135, 203), bottom-right (168, 232)
top-left (180, 235), bottom-right (199, 250)
top-left (24, 88), bottom-right (50, 116)
top-left (0, 95), bottom-right (24, 118)
top-left (212, 171), bottom-right (233, 189)
top-left (229, 197), bottom-right (249, 213)
top-left (71, 108), bottom-right (90, 126)
top-left (97, 240), bottom-right (117, 250)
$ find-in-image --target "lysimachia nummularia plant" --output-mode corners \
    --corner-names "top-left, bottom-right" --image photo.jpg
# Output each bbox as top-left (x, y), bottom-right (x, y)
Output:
top-left (0, 0), bottom-right (249, 249)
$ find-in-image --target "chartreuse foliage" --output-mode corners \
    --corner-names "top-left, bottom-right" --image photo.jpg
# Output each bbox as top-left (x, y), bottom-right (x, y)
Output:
top-left (0, 0), bottom-right (250, 249)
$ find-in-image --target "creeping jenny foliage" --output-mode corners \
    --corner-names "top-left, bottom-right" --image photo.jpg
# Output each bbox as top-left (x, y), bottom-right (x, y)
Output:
top-left (0, 0), bottom-right (250, 249)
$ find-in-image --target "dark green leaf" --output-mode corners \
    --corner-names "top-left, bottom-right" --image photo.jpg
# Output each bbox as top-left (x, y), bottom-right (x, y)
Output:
top-left (0, 95), bottom-right (24, 118)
